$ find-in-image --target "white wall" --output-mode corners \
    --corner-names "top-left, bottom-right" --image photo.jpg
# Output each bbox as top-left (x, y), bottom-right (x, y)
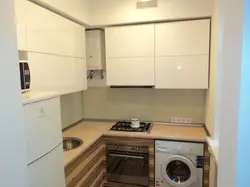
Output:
top-left (89, 0), bottom-right (213, 26)
top-left (217, 0), bottom-right (249, 186)
top-left (205, 0), bottom-right (219, 138)
top-left (0, 0), bottom-right (29, 186)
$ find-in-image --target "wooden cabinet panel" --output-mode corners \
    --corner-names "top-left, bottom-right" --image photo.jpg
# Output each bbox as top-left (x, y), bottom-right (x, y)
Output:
top-left (25, 2), bottom-right (86, 58)
top-left (65, 138), bottom-right (106, 187)
top-left (155, 55), bottom-right (209, 89)
top-left (105, 24), bottom-right (154, 58)
top-left (209, 149), bottom-right (218, 187)
top-left (28, 52), bottom-right (87, 95)
top-left (106, 57), bottom-right (155, 86)
top-left (155, 19), bottom-right (210, 56)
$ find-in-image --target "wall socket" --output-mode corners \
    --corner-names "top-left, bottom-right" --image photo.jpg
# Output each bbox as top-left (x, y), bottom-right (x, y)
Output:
top-left (170, 117), bottom-right (192, 124)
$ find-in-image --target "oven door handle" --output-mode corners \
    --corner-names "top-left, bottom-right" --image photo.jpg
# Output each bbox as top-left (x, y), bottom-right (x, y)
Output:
top-left (109, 153), bottom-right (144, 159)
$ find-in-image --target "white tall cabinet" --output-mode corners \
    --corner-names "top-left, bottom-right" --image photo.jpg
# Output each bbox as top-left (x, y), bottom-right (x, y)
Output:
top-left (14, 0), bottom-right (28, 51)
top-left (105, 24), bottom-right (155, 86)
top-left (14, 0), bottom-right (87, 94)
top-left (155, 19), bottom-right (210, 89)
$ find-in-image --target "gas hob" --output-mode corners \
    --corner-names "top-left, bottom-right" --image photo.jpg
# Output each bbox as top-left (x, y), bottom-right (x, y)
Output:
top-left (110, 121), bottom-right (153, 133)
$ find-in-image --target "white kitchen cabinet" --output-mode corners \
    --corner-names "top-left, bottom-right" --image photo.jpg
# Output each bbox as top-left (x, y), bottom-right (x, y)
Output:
top-left (86, 30), bottom-right (106, 70)
top-left (28, 52), bottom-right (87, 94)
top-left (155, 56), bottom-right (209, 89)
top-left (154, 19), bottom-right (210, 89)
top-left (106, 57), bottom-right (154, 86)
top-left (105, 24), bottom-right (154, 58)
top-left (14, 0), bottom-right (28, 51)
top-left (25, 2), bottom-right (86, 58)
top-left (105, 24), bottom-right (155, 85)
top-left (155, 19), bottom-right (210, 56)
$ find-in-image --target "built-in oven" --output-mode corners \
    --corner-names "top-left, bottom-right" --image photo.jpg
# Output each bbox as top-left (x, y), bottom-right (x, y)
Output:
top-left (107, 144), bottom-right (149, 186)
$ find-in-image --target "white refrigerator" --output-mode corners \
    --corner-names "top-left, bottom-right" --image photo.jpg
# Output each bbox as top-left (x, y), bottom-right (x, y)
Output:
top-left (22, 92), bottom-right (65, 187)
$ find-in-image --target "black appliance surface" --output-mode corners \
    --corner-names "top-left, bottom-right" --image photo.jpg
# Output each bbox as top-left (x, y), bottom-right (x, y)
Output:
top-left (107, 144), bottom-right (149, 186)
top-left (110, 121), bottom-right (153, 133)
top-left (19, 61), bottom-right (30, 91)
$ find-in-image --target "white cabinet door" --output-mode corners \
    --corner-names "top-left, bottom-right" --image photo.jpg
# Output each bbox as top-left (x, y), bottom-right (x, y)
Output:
top-left (107, 57), bottom-right (154, 86)
top-left (26, 2), bottom-right (86, 58)
top-left (28, 144), bottom-right (65, 187)
top-left (14, 0), bottom-right (27, 50)
top-left (105, 24), bottom-right (154, 58)
top-left (23, 97), bottom-right (62, 164)
top-left (155, 19), bottom-right (210, 56)
top-left (155, 56), bottom-right (209, 89)
top-left (86, 30), bottom-right (105, 70)
top-left (28, 52), bottom-right (87, 94)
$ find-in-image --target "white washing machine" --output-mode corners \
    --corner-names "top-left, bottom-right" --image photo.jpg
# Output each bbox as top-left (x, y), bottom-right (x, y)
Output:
top-left (155, 140), bottom-right (204, 187)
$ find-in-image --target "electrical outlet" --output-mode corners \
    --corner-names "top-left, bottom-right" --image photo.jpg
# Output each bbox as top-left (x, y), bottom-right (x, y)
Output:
top-left (171, 117), bottom-right (192, 124)
top-left (170, 117), bottom-right (180, 123)
top-left (180, 118), bottom-right (192, 124)
top-left (185, 118), bottom-right (192, 124)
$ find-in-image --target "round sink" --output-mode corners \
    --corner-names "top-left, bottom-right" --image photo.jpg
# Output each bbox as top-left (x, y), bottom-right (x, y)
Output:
top-left (63, 137), bottom-right (83, 151)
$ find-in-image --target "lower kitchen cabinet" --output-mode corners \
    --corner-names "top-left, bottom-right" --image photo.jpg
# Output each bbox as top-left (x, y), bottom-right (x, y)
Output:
top-left (65, 138), bottom-right (106, 187)
top-left (155, 55), bottom-right (209, 89)
top-left (204, 144), bottom-right (211, 187)
top-left (103, 137), bottom-right (155, 187)
top-left (28, 52), bottom-right (87, 95)
top-left (64, 137), bottom-right (210, 187)
top-left (208, 149), bottom-right (218, 187)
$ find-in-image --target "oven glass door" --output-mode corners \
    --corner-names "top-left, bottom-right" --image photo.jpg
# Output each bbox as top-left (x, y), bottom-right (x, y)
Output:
top-left (107, 151), bottom-right (149, 186)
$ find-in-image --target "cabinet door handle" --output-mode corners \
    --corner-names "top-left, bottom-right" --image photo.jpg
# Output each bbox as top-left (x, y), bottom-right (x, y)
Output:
top-left (109, 154), bottom-right (144, 159)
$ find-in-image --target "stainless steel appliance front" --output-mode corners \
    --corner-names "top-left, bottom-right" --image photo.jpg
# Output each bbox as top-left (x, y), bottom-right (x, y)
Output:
top-left (107, 144), bottom-right (149, 186)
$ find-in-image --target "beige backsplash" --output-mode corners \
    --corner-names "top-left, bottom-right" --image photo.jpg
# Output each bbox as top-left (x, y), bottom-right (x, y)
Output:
top-left (82, 88), bottom-right (206, 124)
top-left (60, 92), bottom-right (83, 129)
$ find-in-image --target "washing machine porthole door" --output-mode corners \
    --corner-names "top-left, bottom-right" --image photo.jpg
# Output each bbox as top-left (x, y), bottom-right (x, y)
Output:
top-left (161, 155), bottom-right (197, 187)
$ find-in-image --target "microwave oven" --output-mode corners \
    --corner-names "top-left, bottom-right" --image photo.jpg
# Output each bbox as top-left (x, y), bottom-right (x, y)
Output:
top-left (19, 60), bottom-right (31, 93)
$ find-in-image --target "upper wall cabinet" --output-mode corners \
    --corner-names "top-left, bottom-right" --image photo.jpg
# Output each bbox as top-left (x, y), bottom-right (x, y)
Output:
top-left (105, 24), bottom-right (155, 86)
top-left (28, 52), bottom-right (87, 95)
top-left (105, 24), bottom-right (154, 58)
top-left (155, 19), bottom-right (210, 56)
top-left (15, 0), bottom-right (28, 51)
top-left (155, 56), bottom-right (209, 89)
top-left (25, 2), bottom-right (86, 58)
top-left (155, 19), bottom-right (210, 89)
top-left (106, 57), bottom-right (155, 86)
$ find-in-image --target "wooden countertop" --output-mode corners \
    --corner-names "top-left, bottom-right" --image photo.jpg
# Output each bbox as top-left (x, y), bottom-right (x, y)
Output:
top-left (63, 121), bottom-right (111, 167)
top-left (63, 121), bottom-right (207, 166)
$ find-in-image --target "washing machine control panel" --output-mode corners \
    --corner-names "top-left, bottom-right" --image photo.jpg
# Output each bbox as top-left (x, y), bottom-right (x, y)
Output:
top-left (196, 156), bottom-right (204, 168)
